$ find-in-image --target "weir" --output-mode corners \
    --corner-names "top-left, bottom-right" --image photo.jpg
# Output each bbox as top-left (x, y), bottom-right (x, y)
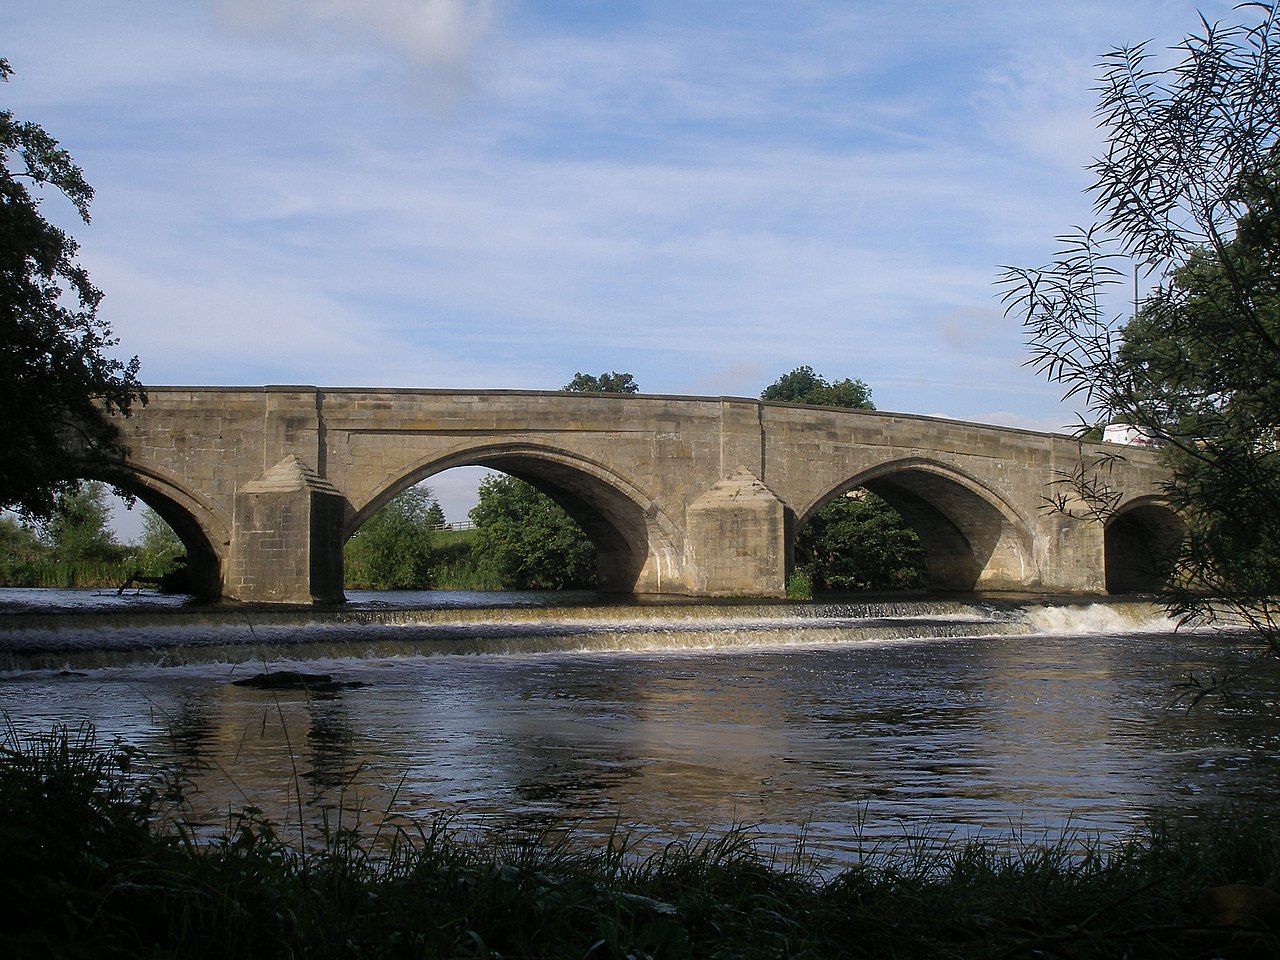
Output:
top-left (99, 387), bottom-right (1178, 604)
top-left (0, 592), bottom-right (1181, 671)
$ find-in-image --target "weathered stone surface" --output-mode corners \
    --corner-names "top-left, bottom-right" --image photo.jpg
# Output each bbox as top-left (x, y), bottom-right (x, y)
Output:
top-left (686, 469), bottom-right (785, 596)
top-left (227, 455), bottom-right (346, 604)
top-left (104, 387), bottom-right (1175, 603)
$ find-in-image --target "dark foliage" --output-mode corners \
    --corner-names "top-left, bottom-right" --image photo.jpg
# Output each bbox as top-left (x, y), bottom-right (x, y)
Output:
top-left (469, 474), bottom-right (596, 589)
top-left (999, 7), bottom-right (1280, 654)
top-left (1, 59), bottom-right (143, 520)
top-left (345, 486), bottom-right (443, 590)
top-left (564, 371), bottom-right (640, 394)
top-left (760, 365), bottom-right (874, 409)
top-left (797, 491), bottom-right (926, 591)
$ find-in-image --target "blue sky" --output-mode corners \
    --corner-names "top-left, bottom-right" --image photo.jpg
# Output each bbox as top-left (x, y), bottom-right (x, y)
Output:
top-left (2, 0), bottom-right (1239, 525)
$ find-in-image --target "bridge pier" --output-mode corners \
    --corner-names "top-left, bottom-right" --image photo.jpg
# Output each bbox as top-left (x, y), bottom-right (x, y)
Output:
top-left (1035, 511), bottom-right (1108, 594)
top-left (225, 456), bottom-right (346, 604)
top-left (685, 469), bottom-right (787, 597)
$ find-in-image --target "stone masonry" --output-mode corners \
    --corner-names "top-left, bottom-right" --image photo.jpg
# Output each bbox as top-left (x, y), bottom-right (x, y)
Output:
top-left (104, 387), bottom-right (1175, 604)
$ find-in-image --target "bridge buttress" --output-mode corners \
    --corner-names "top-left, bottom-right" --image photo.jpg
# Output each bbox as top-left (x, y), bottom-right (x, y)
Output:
top-left (226, 456), bottom-right (346, 604)
top-left (220, 387), bottom-right (347, 603)
top-left (685, 468), bottom-right (787, 597)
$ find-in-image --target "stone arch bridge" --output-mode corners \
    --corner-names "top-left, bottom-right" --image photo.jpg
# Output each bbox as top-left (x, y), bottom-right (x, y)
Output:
top-left (99, 387), bottom-right (1176, 604)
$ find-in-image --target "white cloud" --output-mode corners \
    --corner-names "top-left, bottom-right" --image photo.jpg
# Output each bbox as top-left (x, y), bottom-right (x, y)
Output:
top-left (211, 0), bottom-right (496, 105)
top-left (5, 0), bottom-right (1249, 430)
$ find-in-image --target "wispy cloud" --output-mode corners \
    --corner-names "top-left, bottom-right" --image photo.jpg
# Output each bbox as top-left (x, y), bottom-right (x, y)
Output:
top-left (211, 0), bottom-right (496, 105)
top-left (1, 0), bottom-right (1248, 424)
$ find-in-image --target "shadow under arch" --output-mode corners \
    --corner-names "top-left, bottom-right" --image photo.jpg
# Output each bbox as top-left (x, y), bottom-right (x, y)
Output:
top-left (90, 464), bottom-right (226, 600)
top-left (1105, 497), bottom-right (1184, 594)
top-left (347, 443), bottom-right (685, 594)
top-left (796, 458), bottom-right (1036, 592)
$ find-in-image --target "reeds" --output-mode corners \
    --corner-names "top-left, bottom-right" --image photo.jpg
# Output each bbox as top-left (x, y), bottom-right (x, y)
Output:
top-left (1, 721), bottom-right (1277, 959)
top-left (0, 557), bottom-right (143, 589)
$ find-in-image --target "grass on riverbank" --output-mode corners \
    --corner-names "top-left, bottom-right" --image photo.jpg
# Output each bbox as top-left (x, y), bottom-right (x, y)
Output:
top-left (1, 528), bottom-right (501, 593)
top-left (2, 722), bottom-right (1278, 959)
top-left (0, 557), bottom-right (145, 590)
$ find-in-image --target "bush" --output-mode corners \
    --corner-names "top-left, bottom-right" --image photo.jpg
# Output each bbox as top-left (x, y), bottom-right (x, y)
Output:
top-left (786, 570), bottom-right (813, 599)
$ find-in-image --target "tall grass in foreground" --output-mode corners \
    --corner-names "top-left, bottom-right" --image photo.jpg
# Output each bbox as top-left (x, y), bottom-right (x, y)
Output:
top-left (1, 723), bottom-right (1277, 959)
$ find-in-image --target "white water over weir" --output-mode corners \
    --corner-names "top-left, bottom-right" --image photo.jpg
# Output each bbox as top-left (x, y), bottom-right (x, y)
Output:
top-left (0, 594), bottom-right (1179, 670)
top-left (1, 589), bottom-right (1277, 866)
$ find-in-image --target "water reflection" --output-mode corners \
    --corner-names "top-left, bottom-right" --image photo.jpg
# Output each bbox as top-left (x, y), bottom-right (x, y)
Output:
top-left (0, 592), bottom-right (1277, 864)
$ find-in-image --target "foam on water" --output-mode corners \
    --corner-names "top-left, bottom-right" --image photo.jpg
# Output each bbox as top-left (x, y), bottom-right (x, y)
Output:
top-left (0, 587), bottom-right (1191, 672)
top-left (1018, 601), bottom-right (1181, 635)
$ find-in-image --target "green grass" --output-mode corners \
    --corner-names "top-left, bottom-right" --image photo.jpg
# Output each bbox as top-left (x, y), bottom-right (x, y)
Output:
top-left (344, 527), bottom-right (513, 591)
top-left (2, 722), bottom-right (1278, 959)
top-left (0, 556), bottom-right (142, 589)
top-left (434, 528), bottom-right (478, 546)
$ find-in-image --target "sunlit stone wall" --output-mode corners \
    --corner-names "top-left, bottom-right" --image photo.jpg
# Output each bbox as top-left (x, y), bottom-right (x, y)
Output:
top-left (108, 387), bottom-right (1171, 603)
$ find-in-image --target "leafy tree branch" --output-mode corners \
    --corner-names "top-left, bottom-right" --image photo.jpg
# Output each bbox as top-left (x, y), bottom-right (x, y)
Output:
top-left (999, 6), bottom-right (1280, 655)
top-left (1, 58), bottom-right (144, 520)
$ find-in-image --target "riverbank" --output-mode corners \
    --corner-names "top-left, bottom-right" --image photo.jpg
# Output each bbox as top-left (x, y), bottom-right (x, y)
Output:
top-left (3, 723), bottom-right (1276, 959)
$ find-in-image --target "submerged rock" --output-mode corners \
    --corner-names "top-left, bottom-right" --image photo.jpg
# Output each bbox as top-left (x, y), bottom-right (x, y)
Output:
top-left (231, 670), bottom-right (366, 693)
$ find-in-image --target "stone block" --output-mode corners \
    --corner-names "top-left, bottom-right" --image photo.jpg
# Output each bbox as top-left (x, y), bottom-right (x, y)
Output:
top-left (686, 468), bottom-right (786, 597)
top-left (226, 456), bottom-right (346, 603)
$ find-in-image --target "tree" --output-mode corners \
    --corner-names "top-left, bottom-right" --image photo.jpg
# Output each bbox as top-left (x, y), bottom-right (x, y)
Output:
top-left (43, 480), bottom-right (123, 562)
top-left (760, 368), bottom-right (926, 592)
top-left (796, 491), bottom-right (926, 591)
top-left (761, 366), bottom-right (874, 409)
top-left (0, 514), bottom-right (42, 558)
top-left (564, 371), bottom-right (639, 394)
top-left (998, 8), bottom-right (1280, 654)
top-left (344, 485), bottom-right (441, 590)
top-left (468, 475), bottom-right (597, 590)
top-left (133, 507), bottom-right (185, 578)
top-left (425, 498), bottom-right (446, 528)
top-left (1, 59), bottom-right (143, 521)
top-left (0, 513), bottom-right (45, 583)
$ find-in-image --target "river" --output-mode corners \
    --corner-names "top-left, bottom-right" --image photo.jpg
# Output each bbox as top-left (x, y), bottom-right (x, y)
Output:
top-left (1, 588), bottom-right (1277, 866)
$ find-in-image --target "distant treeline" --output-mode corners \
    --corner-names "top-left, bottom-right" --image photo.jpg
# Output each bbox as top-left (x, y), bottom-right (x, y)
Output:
top-left (0, 482), bottom-right (182, 590)
top-left (3, 478), bottom-right (930, 596)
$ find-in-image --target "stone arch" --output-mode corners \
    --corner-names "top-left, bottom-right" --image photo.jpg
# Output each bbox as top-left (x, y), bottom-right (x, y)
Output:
top-left (87, 464), bottom-right (227, 599)
top-left (796, 458), bottom-right (1036, 591)
top-left (348, 443), bottom-right (685, 594)
top-left (1105, 497), bottom-right (1184, 594)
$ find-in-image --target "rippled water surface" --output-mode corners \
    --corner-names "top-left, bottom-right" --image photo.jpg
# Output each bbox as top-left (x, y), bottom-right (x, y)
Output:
top-left (2, 588), bottom-right (1278, 864)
